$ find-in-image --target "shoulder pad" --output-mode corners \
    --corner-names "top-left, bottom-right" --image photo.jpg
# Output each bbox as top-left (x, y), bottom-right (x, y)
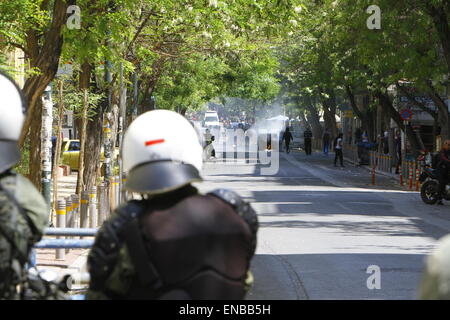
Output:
top-left (207, 188), bottom-right (245, 209)
top-left (207, 189), bottom-right (257, 228)
top-left (114, 200), bottom-right (146, 220)
top-left (208, 188), bottom-right (258, 257)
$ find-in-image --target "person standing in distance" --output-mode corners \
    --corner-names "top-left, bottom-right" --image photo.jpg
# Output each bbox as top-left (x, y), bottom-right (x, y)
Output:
top-left (0, 71), bottom-right (50, 299)
top-left (86, 110), bottom-right (258, 299)
top-left (435, 140), bottom-right (450, 205)
top-left (334, 133), bottom-right (344, 167)
top-left (304, 127), bottom-right (313, 155)
top-left (282, 127), bottom-right (293, 153)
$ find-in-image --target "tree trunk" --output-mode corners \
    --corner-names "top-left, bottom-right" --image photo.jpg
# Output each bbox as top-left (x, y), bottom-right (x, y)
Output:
top-left (304, 98), bottom-right (323, 139)
top-left (28, 98), bottom-right (43, 190)
top-left (19, 0), bottom-right (68, 149)
top-left (346, 85), bottom-right (374, 141)
top-left (82, 105), bottom-right (104, 192)
top-left (139, 57), bottom-right (166, 114)
top-left (17, 0), bottom-right (68, 189)
top-left (82, 78), bottom-right (105, 194)
top-left (76, 89), bottom-right (89, 194)
top-left (425, 3), bottom-right (450, 74)
top-left (318, 87), bottom-right (338, 138)
top-left (76, 62), bottom-right (92, 194)
top-left (51, 80), bottom-right (65, 219)
top-left (425, 81), bottom-right (450, 141)
top-left (375, 90), bottom-right (423, 156)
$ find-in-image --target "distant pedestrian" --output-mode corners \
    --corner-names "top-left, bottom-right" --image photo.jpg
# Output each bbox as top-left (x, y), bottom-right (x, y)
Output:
top-left (204, 129), bottom-right (215, 159)
top-left (304, 127), bottom-right (313, 155)
top-left (334, 133), bottom-right (344, 167)
top-left (383, 131), bottom-right (389, 154)
top-left (394, 130), bottom-right (402, 174)
top-left (283, 127), bottom-right (293, 153)
top-left (322, 129), bottom-right (331, 156)
top-left (355, 127), bottom-right (362, 144)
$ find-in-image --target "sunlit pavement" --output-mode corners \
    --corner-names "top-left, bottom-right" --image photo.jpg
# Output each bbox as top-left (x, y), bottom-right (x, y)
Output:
top-left (196, 150), bottom-right (450, 300)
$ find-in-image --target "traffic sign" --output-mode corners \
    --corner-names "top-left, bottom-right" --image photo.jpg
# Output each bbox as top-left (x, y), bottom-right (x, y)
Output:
top-left (399, 109), bottom-right (413, 121)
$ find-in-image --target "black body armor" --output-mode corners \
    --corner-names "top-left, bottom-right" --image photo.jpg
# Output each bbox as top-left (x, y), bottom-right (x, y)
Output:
top-left (87, 185), bottom-right (258, 300)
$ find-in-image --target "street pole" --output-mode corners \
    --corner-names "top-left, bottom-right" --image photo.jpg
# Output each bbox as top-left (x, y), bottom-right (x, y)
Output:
top-left (103, 30), bottom-right (113, 187)
top-left (132, 72), bottom-right (138, 120)
top-left (41, 85), bottom-right (53, 210)
top-left (118, 62), bottom-right (127, 203)
top-left (52, 80), bottom-right (65, 224)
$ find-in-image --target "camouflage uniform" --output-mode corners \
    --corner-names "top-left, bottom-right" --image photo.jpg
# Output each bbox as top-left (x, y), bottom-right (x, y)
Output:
top-left (419, 234), bottom-right (450, 299)
top-left (0, 170), bottom-right (49, 299)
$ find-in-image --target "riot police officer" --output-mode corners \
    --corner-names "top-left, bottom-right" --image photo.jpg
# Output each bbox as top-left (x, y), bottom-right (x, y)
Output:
top-left (87, 110), bottom-right (258, 299)
top-left (0, 71), bottom-right (50, 299)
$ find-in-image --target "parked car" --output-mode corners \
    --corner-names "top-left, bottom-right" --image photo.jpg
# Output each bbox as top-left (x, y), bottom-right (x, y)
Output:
top-left (61, 139), bottom-right (119, 171)
top-left (61, 139), bottom-right (81, 170)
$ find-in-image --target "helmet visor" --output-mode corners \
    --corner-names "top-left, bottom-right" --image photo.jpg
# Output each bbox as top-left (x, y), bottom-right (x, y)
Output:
top-left (124, 160), bottom-right (202, 194)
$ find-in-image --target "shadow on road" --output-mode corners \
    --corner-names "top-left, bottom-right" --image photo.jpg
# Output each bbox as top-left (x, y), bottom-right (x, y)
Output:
top-left (248, 253), bottom-right (426, 300)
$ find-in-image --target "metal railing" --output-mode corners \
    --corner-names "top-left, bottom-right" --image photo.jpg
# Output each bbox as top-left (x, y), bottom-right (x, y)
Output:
top-left (37, 175), bottom-right (127, 260)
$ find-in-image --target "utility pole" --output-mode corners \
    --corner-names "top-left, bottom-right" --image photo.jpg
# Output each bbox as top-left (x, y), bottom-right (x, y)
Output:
top-left (132, 72), bottom-right (138, 120)
top-left (41, 85), bottom-right (53, 209)
top-left (118, 62), bottom-right (127, 203)
top-left (103, 34), bottom-right (113, 186)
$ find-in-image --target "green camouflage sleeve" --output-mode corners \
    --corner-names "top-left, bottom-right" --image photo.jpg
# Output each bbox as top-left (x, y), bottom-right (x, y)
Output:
top-left (15, 173), bottom-right (49, 238)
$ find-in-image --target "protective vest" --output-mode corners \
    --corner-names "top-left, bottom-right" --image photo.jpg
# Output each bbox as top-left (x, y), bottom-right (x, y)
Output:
top-left (87, 185), bottom-right (258, 300)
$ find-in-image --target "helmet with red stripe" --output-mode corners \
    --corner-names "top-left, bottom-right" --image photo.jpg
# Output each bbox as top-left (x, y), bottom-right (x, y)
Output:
top-left (122, 110), bottom-right (203, 194)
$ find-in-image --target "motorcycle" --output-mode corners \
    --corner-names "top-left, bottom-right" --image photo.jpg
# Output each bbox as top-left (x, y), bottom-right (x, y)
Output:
top-left (418, 152), bottom-right (450, 204)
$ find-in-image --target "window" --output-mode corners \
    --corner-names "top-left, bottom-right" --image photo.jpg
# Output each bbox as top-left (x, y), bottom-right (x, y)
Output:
top-left (205, 116), bottom-right (218, 122)
top-left (69, 141), bottom-right (81, 151)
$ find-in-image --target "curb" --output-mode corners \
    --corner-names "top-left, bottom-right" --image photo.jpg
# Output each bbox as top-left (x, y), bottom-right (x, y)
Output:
top-left (343, 156), bottom-right (400, 182)
top-left (307, 148), bottom-right (403, 185)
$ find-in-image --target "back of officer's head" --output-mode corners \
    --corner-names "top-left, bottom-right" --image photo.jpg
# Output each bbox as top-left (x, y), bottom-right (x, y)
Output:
top-left (122, 110), bottom-right (203, 195)
top-left (0, 71), bottom-right (26, 173)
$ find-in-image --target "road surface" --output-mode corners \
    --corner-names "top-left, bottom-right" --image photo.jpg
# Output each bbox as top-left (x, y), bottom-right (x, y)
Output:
top-left (196, 148), bottom-right (450, 300)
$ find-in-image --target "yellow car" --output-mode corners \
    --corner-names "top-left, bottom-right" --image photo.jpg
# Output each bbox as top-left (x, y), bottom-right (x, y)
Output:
top-left (61, 139), bottom-right (119, 171)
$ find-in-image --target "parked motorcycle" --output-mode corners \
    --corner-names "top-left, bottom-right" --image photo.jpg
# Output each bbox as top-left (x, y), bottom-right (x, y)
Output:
top-left (418, 152), bottom-right (449, 204)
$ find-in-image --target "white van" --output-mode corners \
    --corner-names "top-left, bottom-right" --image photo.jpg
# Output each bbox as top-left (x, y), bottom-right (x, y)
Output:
top-left (204, 111), bottom-right (220, 129)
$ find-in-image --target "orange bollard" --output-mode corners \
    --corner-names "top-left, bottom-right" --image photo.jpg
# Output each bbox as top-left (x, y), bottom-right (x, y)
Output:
top-left (372, 165), bottom-right (376, 185)
top-left (415, 167), bottom-right (420, 191)
top-left (399, 165), bottom-right (404, 186)
top-left (408, 162), bottom-right (413, 191)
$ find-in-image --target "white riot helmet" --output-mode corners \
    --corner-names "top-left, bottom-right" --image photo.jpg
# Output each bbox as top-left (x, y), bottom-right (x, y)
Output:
top-left (122, 110), bottom-right (203, 194)
top-left (0, 71), bottom-right (26, 173)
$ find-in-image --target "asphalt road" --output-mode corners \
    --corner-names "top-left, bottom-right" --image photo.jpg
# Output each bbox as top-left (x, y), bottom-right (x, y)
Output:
top-left (195, 148), bottom-right (450, 300)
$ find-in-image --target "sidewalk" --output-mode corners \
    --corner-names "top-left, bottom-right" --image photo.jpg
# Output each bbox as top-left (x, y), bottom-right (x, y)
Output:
top-left (289, 148), bottom-right (405, 191)
top-left (36, 172), bottom-right (89, 286)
